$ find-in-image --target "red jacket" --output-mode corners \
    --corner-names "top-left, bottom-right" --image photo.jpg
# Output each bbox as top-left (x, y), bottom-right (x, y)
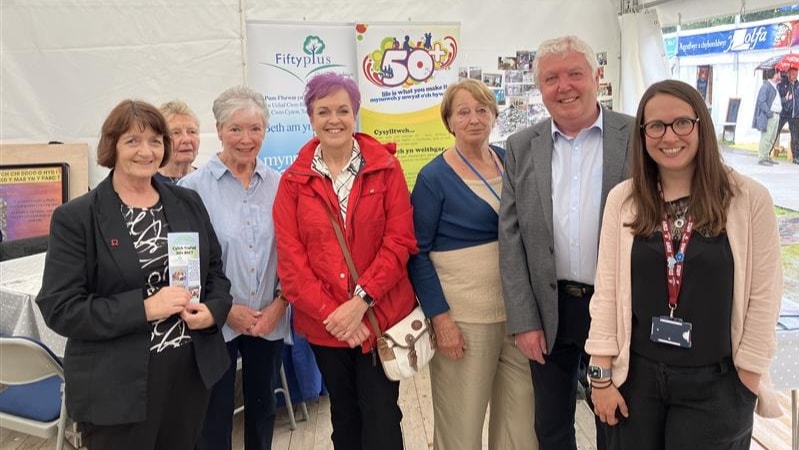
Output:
top-left (273, 133), bottom-right (418, 351)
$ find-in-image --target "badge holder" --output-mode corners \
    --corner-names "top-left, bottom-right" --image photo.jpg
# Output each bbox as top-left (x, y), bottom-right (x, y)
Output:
top-left (651, 306), bottom-right (692, 348)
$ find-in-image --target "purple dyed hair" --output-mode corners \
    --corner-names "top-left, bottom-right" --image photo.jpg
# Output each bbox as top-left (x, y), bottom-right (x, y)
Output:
top-left (303, 72), bottom-right (361, 117)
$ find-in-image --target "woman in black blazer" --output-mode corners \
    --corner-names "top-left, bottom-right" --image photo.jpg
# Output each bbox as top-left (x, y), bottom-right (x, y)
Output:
top-left (36, 100), bottom-right (232, 450)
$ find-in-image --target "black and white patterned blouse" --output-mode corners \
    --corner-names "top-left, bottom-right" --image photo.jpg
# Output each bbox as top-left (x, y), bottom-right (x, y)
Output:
top-left (311, 141), bottom-right (363, 224)
top-left (120, 201), bottom-right (191, 352)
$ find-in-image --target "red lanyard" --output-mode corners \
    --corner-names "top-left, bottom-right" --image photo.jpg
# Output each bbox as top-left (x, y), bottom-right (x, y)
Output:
top-left (657, 182), bottom-right (694, 316)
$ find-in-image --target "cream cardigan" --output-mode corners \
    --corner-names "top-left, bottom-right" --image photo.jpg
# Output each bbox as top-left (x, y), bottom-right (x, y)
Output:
top-left (585, 169), bottom-right (783, 417)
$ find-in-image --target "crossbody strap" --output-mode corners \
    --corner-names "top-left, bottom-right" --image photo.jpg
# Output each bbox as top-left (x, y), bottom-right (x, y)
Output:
top-left (322, 200), bottom-right (383, 338)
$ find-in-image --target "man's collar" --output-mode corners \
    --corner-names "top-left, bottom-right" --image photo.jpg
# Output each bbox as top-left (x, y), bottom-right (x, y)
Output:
top-left (551, 104), bottom-right (604, 141)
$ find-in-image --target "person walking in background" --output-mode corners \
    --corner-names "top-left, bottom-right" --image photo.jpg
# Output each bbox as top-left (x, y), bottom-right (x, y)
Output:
top-left (37, 100), bottom-right (232, 450)
top-left (776, 67), bottom-right (799, 164)
top-left (753, 68), bottom-right (782, 166)
top-left (586, 79), bottom-right (782, 450)
top-left (409, 78), bottom-right (537, 450)
top-left (273, 72), bottom-right (417, 450)
top-left (498, 35), bottom-right (633, 450)
top-left (179, 86), bottom-right (290, 450)
top-left (155, 100), bottom-right (201, 183)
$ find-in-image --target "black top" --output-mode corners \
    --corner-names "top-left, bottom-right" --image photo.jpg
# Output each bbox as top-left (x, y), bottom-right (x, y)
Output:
top-left (120, 201), bottom-right (191, 352)
top-left (630, 230), bottom-right (734, 367)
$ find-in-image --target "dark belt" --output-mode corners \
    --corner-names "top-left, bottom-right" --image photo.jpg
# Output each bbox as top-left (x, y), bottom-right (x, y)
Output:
top-left (557, 280), bottom-right (594, 298)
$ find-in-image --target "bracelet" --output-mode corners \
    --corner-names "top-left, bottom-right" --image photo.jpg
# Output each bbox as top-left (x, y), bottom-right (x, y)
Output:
top-left (590, 380), bottom-right (613, 390)
top-left (275, 290), bottom-right (289, 306)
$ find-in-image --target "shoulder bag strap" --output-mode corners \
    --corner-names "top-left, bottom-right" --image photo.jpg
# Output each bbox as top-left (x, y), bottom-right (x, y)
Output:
top-left (322, 201), bottom-right (383, 338)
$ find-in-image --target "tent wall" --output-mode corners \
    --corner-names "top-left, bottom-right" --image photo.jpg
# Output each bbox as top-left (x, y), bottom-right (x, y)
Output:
top-left (2, 0), bottom-right (620, 186)
top-left (2, 0), bottom-right (791, 186)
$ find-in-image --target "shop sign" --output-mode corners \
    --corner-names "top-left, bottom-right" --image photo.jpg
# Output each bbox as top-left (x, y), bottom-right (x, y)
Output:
top-left (672, 21), bottom-right (798, 57)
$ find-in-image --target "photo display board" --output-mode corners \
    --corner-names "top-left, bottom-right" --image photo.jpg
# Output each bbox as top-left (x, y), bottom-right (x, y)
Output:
top-left (0, 163), bottom-right (69, 241)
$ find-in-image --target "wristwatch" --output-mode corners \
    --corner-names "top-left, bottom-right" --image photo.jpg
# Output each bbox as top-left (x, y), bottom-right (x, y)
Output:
top-left (587, 365), bottom-right (612, 380)
top-left (360, 292), bottom-right (375, 307)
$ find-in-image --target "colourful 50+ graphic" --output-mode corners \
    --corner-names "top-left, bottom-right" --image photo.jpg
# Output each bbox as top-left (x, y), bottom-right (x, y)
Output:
top-left (357, 25), bottom-right (458, 88)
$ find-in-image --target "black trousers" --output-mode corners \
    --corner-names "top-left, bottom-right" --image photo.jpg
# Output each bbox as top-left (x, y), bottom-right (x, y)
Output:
top-left (311, 344), bottom-right (403, 450)
top-left (197, 336), bottom-right (284, 450)
top-left (82, 344), bottom-right (210, 450)
top-left (607, 354), bottom-right (756, 450)
top-left (531, 289), bottom-right (606, 450)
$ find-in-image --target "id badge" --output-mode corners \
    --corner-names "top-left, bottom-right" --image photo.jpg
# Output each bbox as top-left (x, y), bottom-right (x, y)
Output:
top-left (650, 316), bottom-right (692, 348)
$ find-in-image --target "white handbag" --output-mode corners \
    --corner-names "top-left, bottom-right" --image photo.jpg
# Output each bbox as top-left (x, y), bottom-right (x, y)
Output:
top-left (371, 304), bottom-right (436, 381)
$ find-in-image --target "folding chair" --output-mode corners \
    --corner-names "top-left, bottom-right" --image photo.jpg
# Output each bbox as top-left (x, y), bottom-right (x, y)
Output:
top-left (233, 357), bottom-right (305, 430)
top-left (0, 336), bottom-right (75, 450)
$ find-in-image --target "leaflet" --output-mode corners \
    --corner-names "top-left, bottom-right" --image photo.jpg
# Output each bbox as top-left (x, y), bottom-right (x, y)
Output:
top-left (168, 232), bottom-right (201, 303)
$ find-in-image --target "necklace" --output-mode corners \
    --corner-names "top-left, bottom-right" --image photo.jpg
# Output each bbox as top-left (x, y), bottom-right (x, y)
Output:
top-left (454, 146), bottom-right (503, 202)
top-left (666, 197), bottom-right (689, 240)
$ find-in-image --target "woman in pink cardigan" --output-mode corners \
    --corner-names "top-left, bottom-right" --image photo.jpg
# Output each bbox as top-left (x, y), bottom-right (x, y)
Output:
top-left (585, 79), bottom-right (782, 450)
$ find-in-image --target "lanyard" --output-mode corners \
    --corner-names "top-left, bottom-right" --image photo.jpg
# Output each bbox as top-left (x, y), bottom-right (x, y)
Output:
top-left (657, 182), bottom-right (694, 316)
top-left (454, 146), bottom-right (503, 202)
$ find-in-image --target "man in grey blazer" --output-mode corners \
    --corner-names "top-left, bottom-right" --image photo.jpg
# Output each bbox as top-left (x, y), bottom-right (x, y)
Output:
top-left (499, 35), bottom-right (632, 450)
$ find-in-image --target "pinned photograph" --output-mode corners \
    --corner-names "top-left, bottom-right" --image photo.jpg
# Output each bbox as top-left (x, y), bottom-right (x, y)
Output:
top-left (505, 70), bottom-right (523, 84)
top-left (596, 51), bottom-right (608, 66)
top-left (498, 56), bottom-right (518, 70)
top-left (516, 50), bottom-right (533, 71)
top-left (522, 71), bottom-right (536, 84)
top-left (469, 66), bottom-right (483, 80)
top-left (508, 96), bottom-right (528, 109)
top-left (492, 88), bottom-right (506, 106)
top-left (483, 73), bottom-right (503, 88)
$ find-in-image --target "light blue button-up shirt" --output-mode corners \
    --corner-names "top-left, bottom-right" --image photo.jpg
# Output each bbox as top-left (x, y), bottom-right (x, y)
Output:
top-left (551, 108), bottom-right (604, 285)
top-left (179, 153), bottom-right (290, 343)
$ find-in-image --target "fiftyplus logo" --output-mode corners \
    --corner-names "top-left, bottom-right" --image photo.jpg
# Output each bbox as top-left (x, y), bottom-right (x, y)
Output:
top-left (264, 35), bottom-right (343, 83)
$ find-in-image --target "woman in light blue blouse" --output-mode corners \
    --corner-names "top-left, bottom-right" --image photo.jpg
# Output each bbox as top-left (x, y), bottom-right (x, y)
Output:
top-left (408, 79), bottom-right (537, 450)
top-left (178, 86), bottom-right (290, 450)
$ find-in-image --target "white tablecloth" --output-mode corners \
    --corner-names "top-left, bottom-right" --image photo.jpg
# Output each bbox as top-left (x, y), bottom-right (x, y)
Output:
top-left (0, 252), bottom-right (66, 357)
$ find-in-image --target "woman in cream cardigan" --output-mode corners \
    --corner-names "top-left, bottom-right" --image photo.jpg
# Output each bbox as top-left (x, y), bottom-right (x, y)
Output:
top-left (585, 79), bottom-right (782, 450)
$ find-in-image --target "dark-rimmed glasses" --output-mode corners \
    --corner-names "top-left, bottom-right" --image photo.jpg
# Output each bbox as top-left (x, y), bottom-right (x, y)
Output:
top-left (641, 117), bottom-right (700, 139)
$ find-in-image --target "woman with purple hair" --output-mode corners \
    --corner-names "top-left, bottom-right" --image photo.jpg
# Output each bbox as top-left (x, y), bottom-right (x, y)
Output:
top-left (273, 72), bottom-right (417, 449)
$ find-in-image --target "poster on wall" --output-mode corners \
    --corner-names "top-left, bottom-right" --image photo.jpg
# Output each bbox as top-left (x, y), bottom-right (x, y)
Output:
top-left (696, 65), bottom-right (713, 105)
top-left (0, 163), bottom-right (68, 241)
top-left (246, 21), bottom-right (357, 172)
top-left (355, 22), bottom-right (460, 188)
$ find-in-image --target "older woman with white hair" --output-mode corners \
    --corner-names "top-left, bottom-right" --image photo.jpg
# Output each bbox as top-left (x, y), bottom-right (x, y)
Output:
top-left (155, 100), bottom-right (200, 183)
top-left (179, 86), bottom-right (290, 450)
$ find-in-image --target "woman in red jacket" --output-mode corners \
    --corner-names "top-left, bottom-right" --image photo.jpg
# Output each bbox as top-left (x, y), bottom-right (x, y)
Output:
top-left (273, 72), bottom-right (417, 450)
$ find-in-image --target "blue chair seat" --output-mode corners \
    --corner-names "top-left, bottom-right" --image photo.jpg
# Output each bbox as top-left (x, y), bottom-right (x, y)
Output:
top-left (0, 375), bottom-right (62, 422)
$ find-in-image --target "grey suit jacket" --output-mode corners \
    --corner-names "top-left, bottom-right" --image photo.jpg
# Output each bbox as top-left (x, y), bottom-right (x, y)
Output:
top-left (498, 108), bottom-right (633, 352)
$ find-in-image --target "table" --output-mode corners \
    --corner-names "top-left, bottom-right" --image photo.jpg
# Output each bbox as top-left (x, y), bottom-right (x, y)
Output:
top-left (0, 252), bottom-right (66, 357)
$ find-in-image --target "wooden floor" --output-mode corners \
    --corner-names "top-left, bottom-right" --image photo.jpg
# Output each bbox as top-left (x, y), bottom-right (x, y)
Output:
top-left (1, 364), bottom-right (793, 449)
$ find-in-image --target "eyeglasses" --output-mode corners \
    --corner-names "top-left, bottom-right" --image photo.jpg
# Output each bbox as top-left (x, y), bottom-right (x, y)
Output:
top-left (640, 117), bottom-right (700, 139)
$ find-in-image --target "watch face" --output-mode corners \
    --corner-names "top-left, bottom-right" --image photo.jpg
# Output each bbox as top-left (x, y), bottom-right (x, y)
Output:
top-left (587, 366), bottom-right (607, 379)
